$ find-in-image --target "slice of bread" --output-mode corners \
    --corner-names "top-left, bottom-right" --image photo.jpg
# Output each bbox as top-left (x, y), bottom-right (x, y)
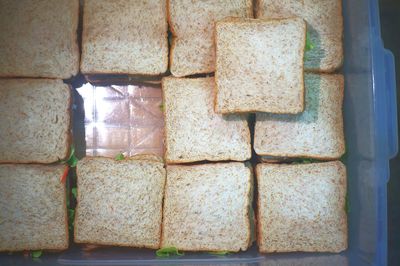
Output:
top-left (162, 77), bottom-right (251, 163)
top-left (215, 18), bottom-right (306, 114)
top-left (256, 161), bottom-right (348, 253)
top-left (0, 79), bottom-right (71, 163)
top-left (81, 0), bottom-right (168, 75)
top-left (162, 163), bottom-right (253, 252)
top-left (0, 164), bottom-right (68, 252)
top-left (168, 0), bottom-right (252, 77)
top-left (254, 73), bottom-right (345, 160)
top-left (256, 0), bottom-right (343, 72)
top-left (0, 0), bottom-right (79, 78)
top-left (74, 157), bottom-right (166, 249)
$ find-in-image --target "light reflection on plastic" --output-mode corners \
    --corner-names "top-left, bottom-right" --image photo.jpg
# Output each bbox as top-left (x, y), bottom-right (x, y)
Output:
top-left (76, 83), bottom-right (164, 158)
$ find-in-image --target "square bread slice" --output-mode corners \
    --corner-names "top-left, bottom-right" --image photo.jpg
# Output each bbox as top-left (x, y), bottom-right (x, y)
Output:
top-left (81, 0), bottom-right (168, 75)
top-left (0, 79), bottom-right (71, 164)
top-left (162, 163), bottom-right (253, 252)
top-left (163, 77), bottom-right (251, 163)
top-left (254, 73), bottom-right (345, 160)
top-left (168, 0), bottom-right (252, 77)
top-left (215, 18), bottom-right (306, 114)
top-left (0, 164), bottom-right (68, 252)
top-left (256, 161), bottom-right (348, 253)
top-left (0, 0), bottom-right (79, 78)
top-left (256, 0), bottom-right (343, 72)
top-left (74, 157), bottom-right (166, 249)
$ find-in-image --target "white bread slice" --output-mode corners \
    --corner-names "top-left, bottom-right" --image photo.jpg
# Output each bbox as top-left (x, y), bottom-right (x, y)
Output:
top-left (0, 79), bottom-right (71, 163)
top-left (74, 157), bottom-right (166, 249)
top-left (254, 73), bottom-right (345, 160)
top-left (81, 0), bottom-right (168, 75)
top-left (256, 0), bottom-right (343, 72)
top-left (168, 0), bottom-right (252, 77)
top-left (215, 18), bottom-right (306, 114)
top-left (0, 164), bottom-right (68, 252)
top-left (162, 77), bottom-right (251, 163)
top-left (162, 163), bottom-right (253, 252)
top-left (256, 161), bottom-right (348, 253)
top-left (0, 0), bottom-right (79, 78)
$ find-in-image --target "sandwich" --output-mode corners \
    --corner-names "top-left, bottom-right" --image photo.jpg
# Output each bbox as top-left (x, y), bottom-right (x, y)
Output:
top-left (74, 156), bottom-right (166, 249)
top-left (256, 161), bottom-right (348, 253)
top-left (0, 79), bottom-right (71, 164)
top-left (254, 73), bottom-right (345, 160)
top-left (168, 0), bottom-right (252, 77)
top-left (0, 0), bottom-right (79, 78)
top-left (0, 164), bottom-right (69, 252)
top-left (162, 163), bottom-right (254, 252)
top-left (215, 18), bottom-right (306, 114)
top-left (256, 0), bottom-right (343, 72)
top-left (162, 77), bottom-right (251, 163)
top-left (81, 0), bottom-right (168, 75)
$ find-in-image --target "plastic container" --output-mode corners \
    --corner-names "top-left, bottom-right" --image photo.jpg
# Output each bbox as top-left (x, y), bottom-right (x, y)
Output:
top-left (0, 0), bottom-right (397, 265)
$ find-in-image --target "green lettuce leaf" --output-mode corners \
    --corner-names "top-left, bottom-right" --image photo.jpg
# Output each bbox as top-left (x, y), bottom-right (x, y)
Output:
top-left (71, 188), bottom-right (77, 199)
top-left (115, 153), bottom-right (125, 161)
top-left (208, 251), bottom-right (230, 256)
top-left (31, 250), bottom-right (42, 258)
top-left (156, 247), bottom-right (184, 257)
top-left (61, 145), bottom-right (78, 167)
top-left (305, 32), bottom-right (314, 52)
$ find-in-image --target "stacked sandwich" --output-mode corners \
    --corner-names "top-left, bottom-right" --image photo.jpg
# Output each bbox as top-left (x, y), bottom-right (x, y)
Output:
top-left (0, 0), bottom-right (347, 256)
top-left (0, 0), bottom-right (79, 253)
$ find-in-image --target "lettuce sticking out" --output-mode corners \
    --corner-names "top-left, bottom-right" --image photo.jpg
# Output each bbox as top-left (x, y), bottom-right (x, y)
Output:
top-left (209, 251), bottom-right (230, 256)
top-left (71, 187), bottom-right (77, 199)
top-left (31, 250), bottom-right (42, 258)
top-left (156, 247), bottom-right (184, 257)
top-left (305, 32), bottom-right (314, 52)
top-left (115, 153), bottom-right (125, 161)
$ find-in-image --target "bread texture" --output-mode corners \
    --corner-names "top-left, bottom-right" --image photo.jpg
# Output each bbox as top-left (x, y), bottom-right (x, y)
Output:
top-left (74, 157), bottom-right (166, 249)
top-left (168, 0), bottom-right (252, 77)
top-left (162, 77), bottom-right (251, 163)
top-left (162, 163), bottom-right (253, 252)
top-left (0, 0), bottom-right (79, 78)
top-left (81, 0), bottom-right (168, 75)
top-left (0, 164), bottom-right (68, 252)
top-left (0, 79), bottom-right (71, 163)
top-left (254, 73), bottom-right (345, 159)
top-left (256, 0), bottom-right (343, 72)
top-left (215, 18), bottom-right (306, 114)
top-left (256, 161), bottom-right (348, 253)
top-left (130, 154), bottom-right (164, 163)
